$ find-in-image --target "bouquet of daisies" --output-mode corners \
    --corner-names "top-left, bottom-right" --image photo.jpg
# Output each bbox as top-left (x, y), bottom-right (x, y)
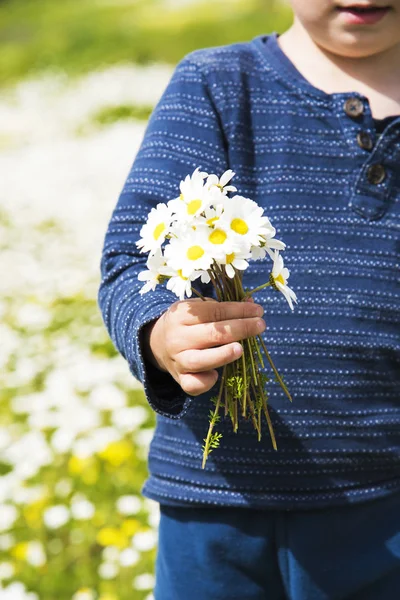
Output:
top-left (136, 168), bottom-right (297, 467)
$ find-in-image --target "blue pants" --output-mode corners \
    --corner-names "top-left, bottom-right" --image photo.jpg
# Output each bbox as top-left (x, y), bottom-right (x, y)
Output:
top-left (154, 492), bottom-right (400, 599)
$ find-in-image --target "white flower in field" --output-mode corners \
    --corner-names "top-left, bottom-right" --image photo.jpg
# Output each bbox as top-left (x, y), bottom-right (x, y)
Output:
top-left (111, 406), bottom-right (147, 432)
top-left (0, 504), bottom-right (18, 531)
top-left (102, 545), bottom-right (120, 562)
top-left (98, 561), bottom-right (119, 580)
top-left (89, 383), bottom-right (126, 410)
top-left (0, 534), bottom-right (15, 551)
top-left (0, 561), bottom-right (15, 580)
top-left (15, 303), bottom-right (51, 330)
top-left (0, 581), bottom-right (38, 600)
top-left (0, 428), bottom-right (11, 453)
top-left (133, 573), bottom-right (155, 591)
top-left (119, 547), bottom-right (140, 567)
top-left (26, 541), bottom-right (46, 567)
top-left (136, 203), bottom-right (172, 254)
top-left (164, 228), bottom-right (212, 278)
top-left (54, 479), bottom-right (73, 498)
top-left (217, 248), bottom-right (252, 279)
top-left (43, 505), bottom-right (70, 529)
top-left (132, 529), bottom-right (157, 552)
top-left (207, 169), bottom-right (237, 195)
top-left (116, 495), bottom-right (142, 515)
top-left (13, 485), bottom-right (45, 506)
top-left (72, 589), bottom-right (96, 600)
top-left (70, 498), bottom-right (95, 520)
top-left (138, 248), bottom-right (167, 295)
top-left (270, 251), bottom-right (297, 311)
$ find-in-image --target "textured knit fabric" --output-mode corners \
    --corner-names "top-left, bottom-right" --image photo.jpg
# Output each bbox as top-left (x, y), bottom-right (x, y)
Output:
top-left (155, 492), bottom-right (400, 600)
top-left (98, 33), bottom-right (400, 509)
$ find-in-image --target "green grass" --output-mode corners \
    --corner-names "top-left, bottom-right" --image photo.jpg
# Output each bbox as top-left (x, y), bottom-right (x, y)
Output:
top-left (93, 104), bottom-right (154, 125)
top-left (0, 0), bottom-right (293, 85)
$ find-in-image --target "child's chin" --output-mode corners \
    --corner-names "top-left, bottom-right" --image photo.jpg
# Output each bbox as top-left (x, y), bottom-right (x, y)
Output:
top-left (317, 27), bottom-right (399, 60)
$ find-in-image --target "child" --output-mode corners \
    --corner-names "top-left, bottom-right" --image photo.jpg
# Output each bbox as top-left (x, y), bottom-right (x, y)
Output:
top-left (99, 1), bottom-right (400, 597)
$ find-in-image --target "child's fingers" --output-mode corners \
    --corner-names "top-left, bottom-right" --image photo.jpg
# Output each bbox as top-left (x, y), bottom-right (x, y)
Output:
top-left (175, 342), bottom-right (243, 374)
top-left (176, 298), bottom-right (263, 325)
top-left (179, 370), bottom-right (219, 396)
top-left (184, 316), bottom-right (266, 350)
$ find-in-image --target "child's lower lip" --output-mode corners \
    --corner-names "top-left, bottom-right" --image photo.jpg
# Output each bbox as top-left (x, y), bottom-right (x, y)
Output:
top-left (337, 6), bottom-right (390, 24)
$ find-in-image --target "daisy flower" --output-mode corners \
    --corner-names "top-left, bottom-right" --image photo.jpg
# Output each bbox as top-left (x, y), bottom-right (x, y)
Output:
top-left (269, 251), bottom-right (297, 311)
top-left (164, 227), bottom-right (213, 278)
top-left (217, 248), bottom-right (252, 279)
top-left (163, 268), bottom-right (201, 301)
top-left (180, 167), bottom-right (208, 200)
top-left (205, 224), bottom-right (241, 260)
top-left (137, 249), bottom-right (166, 295)
top-left (207, 169), bottom-right (237, 195)
top-left (195, 202), bottom-right (224, 229)
top-left (168, 168), bottom-right (213, 222)
top-left (217, 195), bottom-right (275, 251)
top-left (136, 203), bottom-right (172, 255)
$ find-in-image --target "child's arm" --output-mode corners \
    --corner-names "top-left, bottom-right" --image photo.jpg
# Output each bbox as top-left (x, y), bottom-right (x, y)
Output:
top-left (142, 298), bottom-right (266, 397)
top-left (99, 53), bottom-right (238, 418)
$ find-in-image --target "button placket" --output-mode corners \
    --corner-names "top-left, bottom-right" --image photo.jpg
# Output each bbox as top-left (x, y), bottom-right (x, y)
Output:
top-left (336, 95), bottom-right (392, 220)
top-left (350, 139), bottom-right (393, 220)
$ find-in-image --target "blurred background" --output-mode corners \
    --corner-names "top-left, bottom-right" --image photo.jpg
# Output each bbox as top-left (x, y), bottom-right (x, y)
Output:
top-left (0, 1), bottom-right (293, 598)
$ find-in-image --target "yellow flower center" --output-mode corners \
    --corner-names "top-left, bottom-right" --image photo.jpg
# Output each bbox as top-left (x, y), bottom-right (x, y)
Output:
top-left (179, 193), bottom-right (184, 201)
top-left (208, 229), bottom-right (227, 245)
top-left (226, 252), bottom-right (235, 264)
top-left (187, 245), bottom-right (205, 261)
top-left (206, 216), bottom-right (219, 227)
top-left (177, 269), bottom-right (188, 280)
top-left (230, 218), bottom-right (248, 235)
top-left (153, 223), bottom-right (165, 240)
top-left (187, 199), bottom-right (202, 215)
top-left (269, 272), bottom-right (285, 291)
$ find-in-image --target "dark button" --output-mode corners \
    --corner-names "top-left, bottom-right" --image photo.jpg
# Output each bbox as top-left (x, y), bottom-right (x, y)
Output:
top-left (344, 97), bottom-right (364, 118)
top-left (357, 131), bottom-right (373, 150)
top-left (367, 164), bottom-right (386, 185)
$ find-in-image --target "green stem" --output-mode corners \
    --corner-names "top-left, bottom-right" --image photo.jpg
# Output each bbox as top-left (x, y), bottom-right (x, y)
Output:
top-left (250, 336), bottom-right (264, 370)
top-left (209, 269), bottom-right (223, 301)
top-left (257, 334), bottom-right (292, 402)
top-left (202, 365), bottom-right (226, 469)
top-left (243, 281), bottom-right (272, 298)
top-left (191, 287), bottom-right (207, 301)
top-left (241, 345), bottom-right (247, 417)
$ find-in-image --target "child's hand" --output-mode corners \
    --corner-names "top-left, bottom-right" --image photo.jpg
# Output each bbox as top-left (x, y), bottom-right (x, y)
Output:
top-left (142, 298), bottom-right (266, 396)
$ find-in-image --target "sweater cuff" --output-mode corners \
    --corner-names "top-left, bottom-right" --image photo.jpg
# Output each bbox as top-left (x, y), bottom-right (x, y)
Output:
top-left (131, 300), bottom-right (193, 418)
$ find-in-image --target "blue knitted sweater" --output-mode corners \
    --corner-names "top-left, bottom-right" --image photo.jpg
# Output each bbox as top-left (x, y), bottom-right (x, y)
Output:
top-left (98, 33), bottom-right (400, 509)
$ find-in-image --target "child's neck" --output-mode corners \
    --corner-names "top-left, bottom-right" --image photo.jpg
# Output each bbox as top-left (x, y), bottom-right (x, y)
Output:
top-left (278, 20), bottom-right (400, 119)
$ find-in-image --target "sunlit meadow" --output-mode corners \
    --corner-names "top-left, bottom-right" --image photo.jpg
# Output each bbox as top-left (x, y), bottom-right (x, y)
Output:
top-left (0, 1), bottom-right (292, 598)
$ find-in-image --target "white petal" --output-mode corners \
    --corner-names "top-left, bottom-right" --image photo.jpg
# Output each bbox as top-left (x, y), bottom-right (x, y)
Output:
top-left (233, 259), bottom-right (249, 270)
top-left (225, 263), bottom-right (235, 278)
top-left (276, 283), bottom-right (296, 311)
top-left (267, 238), bottom-right (286, 250)
top-left (220, 170), bottom-right (235, 187)
top-left (207, 174), bottom-right (219, 186)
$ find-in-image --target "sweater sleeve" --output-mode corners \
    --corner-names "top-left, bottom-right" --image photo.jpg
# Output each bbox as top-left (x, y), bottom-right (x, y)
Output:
top-left (98, 53), bottom-right (229, 418)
